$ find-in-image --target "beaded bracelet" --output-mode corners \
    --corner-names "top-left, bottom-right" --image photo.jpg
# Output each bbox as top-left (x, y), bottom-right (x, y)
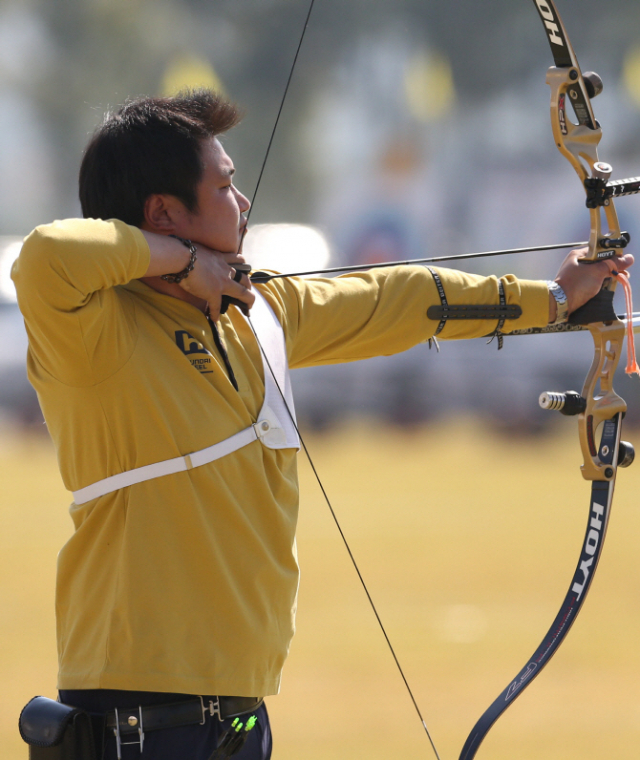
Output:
top-left (161, 236), bottom-right (197, 283)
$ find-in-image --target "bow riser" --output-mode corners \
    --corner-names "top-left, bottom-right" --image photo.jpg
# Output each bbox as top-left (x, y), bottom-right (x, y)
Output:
top-left (580, 322), bottom-right (627, 481)
top-left (546, 66), bottom-right (624, 263)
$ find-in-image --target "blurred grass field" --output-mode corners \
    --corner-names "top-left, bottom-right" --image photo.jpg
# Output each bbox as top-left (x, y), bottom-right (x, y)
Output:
top-left (2, 420), bottom-right (640, 760)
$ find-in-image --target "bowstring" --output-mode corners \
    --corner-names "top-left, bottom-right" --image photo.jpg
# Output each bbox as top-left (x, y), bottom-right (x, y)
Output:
top-left (247, 318), bottom-right (442, 760)
top-left (244, 0), bottom-right (316, 226)
top-left (241, 1), bottom-right (442, 757)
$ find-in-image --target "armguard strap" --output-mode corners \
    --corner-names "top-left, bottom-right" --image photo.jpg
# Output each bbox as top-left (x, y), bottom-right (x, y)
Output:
top-left (426, 268), bottom-right (522, 340)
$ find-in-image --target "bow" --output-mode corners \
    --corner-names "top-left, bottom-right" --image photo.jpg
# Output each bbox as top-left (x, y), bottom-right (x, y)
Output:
top-left (241, 1), bottom-right (637, 758)
top-left (458, 2), bottom-right (636, 758)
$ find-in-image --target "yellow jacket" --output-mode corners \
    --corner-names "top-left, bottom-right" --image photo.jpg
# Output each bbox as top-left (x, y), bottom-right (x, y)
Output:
top-left (12, 218), bottom-right (549, 696)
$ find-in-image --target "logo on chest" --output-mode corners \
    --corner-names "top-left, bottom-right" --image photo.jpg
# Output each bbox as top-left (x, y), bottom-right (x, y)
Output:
top-left (175, 330), bottom-right (214, 374)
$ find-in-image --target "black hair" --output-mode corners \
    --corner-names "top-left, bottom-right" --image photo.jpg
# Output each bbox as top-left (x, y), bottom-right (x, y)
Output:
top-left (79, 89), bottom-right (241, 226)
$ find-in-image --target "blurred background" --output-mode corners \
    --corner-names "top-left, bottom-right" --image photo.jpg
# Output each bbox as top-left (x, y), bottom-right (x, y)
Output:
top-left (2, 0), bottom-right (640, 758)
top-left (1, 0), bottom-right (640, 431)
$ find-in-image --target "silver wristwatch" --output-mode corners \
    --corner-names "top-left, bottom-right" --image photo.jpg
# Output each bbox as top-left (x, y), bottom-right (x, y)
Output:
top-left (547, 280), bottom-right (569, 325)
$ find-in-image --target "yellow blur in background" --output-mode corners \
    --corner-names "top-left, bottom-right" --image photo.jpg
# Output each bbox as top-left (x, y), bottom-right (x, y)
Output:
top-left (2, 420), bottom-right (639, 759)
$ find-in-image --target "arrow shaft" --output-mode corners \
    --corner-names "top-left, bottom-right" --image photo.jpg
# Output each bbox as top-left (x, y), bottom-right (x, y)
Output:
top-left (250, 240), bottom-right (588, 282)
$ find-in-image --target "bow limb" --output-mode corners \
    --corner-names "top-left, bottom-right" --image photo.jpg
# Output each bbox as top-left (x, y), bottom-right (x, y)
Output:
top-left (459, 3), bottom-right (636, 758)
top-left (459, 321), bottom-right (632, 760)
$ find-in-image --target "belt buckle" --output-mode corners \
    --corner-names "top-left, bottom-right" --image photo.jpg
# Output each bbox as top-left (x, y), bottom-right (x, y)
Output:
top-left (113, 706), bottom-right (145, 760)
top-left (200, 695), bottom-right (223, 724)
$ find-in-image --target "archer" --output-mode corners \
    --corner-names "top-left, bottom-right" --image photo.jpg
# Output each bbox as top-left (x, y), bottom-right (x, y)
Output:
top-left (12, 89), bottom-right (632, 760)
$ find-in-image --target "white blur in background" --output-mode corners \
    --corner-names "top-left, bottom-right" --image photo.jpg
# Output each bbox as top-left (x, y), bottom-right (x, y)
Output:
top-left (0, 237), bottom-right (22, 302)
top-left (243, 224), bottom-right (332, 276)
top-left (0, 236), bottom-right (42, 426)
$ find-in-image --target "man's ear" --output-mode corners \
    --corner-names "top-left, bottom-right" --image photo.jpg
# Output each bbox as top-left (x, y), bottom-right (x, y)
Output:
top-left (142, 194), bottom-right (185, 233)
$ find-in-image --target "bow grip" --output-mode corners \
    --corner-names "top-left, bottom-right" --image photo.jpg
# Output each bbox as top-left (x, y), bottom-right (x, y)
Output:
top-left (568, 288), bottom-right (616, 325)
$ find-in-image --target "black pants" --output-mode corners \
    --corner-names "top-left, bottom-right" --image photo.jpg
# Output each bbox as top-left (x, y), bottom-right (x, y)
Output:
top-left (59, 690), bottom-right (272, 760)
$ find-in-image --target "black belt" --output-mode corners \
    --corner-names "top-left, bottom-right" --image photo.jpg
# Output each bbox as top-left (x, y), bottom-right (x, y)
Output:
top-left (105, 695), bottom-right (263, 737)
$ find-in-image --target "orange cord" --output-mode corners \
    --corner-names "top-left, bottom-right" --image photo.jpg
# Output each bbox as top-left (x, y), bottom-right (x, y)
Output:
top-left (611, 266), bottom-right (640, 376)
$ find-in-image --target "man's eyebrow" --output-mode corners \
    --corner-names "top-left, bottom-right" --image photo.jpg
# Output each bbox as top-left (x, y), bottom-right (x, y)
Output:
top-left (221, 167), bottom-right (235, 177)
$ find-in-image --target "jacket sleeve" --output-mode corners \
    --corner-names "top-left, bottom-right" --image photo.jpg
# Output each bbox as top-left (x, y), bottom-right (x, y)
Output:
top-left (11, 218), bottom-right (150, 386)
top-left (256, 265), bottom-right (549, 369)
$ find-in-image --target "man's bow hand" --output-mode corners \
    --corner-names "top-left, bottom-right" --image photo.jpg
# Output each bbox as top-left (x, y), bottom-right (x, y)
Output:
top-left (550, 247), bottom-right (634, 322)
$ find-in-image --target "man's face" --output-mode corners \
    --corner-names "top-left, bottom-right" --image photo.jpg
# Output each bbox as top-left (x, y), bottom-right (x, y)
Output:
top-left (176, 137), bottom-right (250, 254)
